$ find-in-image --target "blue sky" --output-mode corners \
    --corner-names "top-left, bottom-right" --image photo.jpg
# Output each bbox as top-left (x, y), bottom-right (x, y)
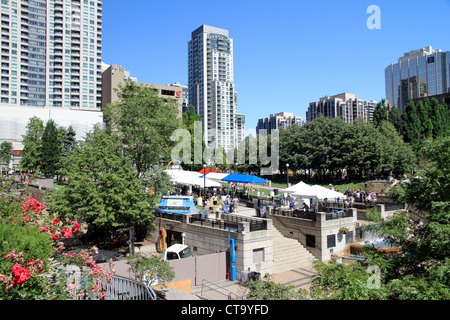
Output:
top-left (102, 0), bottom-right (450, 134)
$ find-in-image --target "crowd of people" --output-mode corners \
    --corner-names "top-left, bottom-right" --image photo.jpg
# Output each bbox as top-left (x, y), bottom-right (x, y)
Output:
top-left (200, 192), bottom-right (240, 221)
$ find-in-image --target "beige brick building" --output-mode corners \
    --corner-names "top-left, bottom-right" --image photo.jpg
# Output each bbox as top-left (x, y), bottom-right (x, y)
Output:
top-left (101, 63), bottom-right (184, 117)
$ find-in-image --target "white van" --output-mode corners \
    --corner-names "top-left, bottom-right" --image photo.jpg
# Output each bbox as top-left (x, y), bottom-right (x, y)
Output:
top-left (164, 244), bottom-right (193, 261)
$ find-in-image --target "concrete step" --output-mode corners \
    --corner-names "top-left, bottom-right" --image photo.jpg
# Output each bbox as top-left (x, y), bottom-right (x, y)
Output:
top-left (271, 226), bottom-right (315, 274)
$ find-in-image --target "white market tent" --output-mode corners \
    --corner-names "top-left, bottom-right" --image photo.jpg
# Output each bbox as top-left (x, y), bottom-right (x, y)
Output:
top-left (164, 170), bottom-right (222, 188)
top-left (280, 181), bottom-right (316, 197)
top-left (309, 185), bottom-right (346, 200)
top-left (281, 182), bottom-right (346, 200)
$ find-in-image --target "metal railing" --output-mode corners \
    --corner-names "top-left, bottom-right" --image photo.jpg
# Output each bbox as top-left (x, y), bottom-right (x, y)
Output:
top-left (100, 276), bottom-right (157, 300)
top-left (325, 210), bottom-right (353, 220)
top-left (221, 213), bottom-right (268, 232)
top-left (187, 214), bottom-right (268, 232)
top-left (200, 279), bottom-right (239, 300)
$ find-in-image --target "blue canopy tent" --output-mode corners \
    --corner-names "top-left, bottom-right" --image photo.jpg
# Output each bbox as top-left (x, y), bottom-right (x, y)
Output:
top-left (221, 174), bottom-right (267, 184)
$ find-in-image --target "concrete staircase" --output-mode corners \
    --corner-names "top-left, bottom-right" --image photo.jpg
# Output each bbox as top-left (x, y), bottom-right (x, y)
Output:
top-left (272, 227), bottom-right (315, 274)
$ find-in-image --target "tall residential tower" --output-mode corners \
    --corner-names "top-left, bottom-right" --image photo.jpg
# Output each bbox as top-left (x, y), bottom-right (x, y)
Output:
top-left (188, 25), bottom-right (240, 151)
top-left (0, 0), bottom-right (104, 151)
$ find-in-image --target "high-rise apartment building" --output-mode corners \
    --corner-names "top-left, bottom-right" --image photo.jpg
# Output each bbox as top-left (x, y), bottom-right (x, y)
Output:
top-left (385, 46), bottom-right (450, 113)
top-left (256, 112), bottom-right (303, 136)
top-left (235, 113), bottom-right (245, 146)
top-left (307, 93), bottom-right (376, 123)
top-left (0, 0), bottom-right (104, 152)
top-left (0, 0), bottom-right (103, 109)
top-left (188, 25), bottom-right (239, 151)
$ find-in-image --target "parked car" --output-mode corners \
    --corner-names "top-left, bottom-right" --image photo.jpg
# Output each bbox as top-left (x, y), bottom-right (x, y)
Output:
top-left (164, 244), bottom-right (193, 261)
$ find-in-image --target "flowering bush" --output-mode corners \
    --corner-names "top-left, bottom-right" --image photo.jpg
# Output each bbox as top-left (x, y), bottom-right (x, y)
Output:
top-left (0, 191), bottom-right (116, 300)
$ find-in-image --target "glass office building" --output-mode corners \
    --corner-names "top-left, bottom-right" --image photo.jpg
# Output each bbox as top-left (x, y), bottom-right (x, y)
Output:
top-left (385, 46), bottom-right (450, 113)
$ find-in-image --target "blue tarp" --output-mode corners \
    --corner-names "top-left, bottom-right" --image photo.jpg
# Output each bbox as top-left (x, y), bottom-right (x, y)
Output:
top-left (221, 174), bottom-right (268, 184)
top-left (157, 196), bottom-right (201, 215)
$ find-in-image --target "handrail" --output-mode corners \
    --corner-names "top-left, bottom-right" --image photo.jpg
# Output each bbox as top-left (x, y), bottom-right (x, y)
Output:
top-left (100, 275), bottom-right (157, 300)
top-left (201, 279), bottom-right (239, 300)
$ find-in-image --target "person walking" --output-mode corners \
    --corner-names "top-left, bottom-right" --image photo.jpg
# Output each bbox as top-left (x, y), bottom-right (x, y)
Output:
top-left (232, 196), bottom-right (239, 213)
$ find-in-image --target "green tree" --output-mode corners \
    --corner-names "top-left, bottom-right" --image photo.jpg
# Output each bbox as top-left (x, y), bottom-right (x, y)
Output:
top-left (20, 117), bottom-right (44, 174)
top-left (41, 120), bottom-right (62, 178)
top-left (309, 137), bottom-right (450, 300)
top-left (104, 80), bottom-right (181, 178)
top-left (387, 105), bottom-right (401, 132)
top-left (376, 121), bottom-right (416, 177)
top-left (416, 100), bottom-right (433, 141)
top-left (0, 141), bottom-right (13, 171)
top-left (373, 100), bottom-right (388, 127)
top-left (126, 255), bottom-right (175, 286)
top-left (179, 107), bottom-right (206, 171)
top-left (430, 98), bottom-right (449, 139)
top-left (47, 126), bottom-right (156, 235)
top-left (62, 125), bottom-right (76, 154)
top-left (246, 273), bottom-right (304, 300)
top-left (341, 118), bottom-right (383, 178)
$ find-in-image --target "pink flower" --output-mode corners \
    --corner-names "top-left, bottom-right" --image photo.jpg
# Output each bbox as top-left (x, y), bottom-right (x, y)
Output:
top-left (39, 226), bottom-right (49, 233)
top-left (11, 264), bottom-right (31, 286)
top-left (60, 227), bottom-right (73, 239)
top-left (72, 221), bottom-right (81, 233)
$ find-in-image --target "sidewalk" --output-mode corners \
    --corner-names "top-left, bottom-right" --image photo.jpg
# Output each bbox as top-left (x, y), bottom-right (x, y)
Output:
top-left (191, 264), bottom-right (316, 300)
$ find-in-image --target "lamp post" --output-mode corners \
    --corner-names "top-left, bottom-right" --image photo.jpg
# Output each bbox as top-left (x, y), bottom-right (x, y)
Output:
top-left (286, 163), bottom-right (290, 188)
top-left (203, 164), bottom-right (206, 198)
top-left (235, 163), bottom-right (238, 174)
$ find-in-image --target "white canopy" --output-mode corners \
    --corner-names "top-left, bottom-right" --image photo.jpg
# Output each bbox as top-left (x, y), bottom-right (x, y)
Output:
top-left (203, 172), bottom-right (230, 180)
top-left (281, 181), bottom-right (346, 200)
top-left (293, 184), bottom-right (346, 200)
top-left (280, 181), bottom-right (316, 197)
top-left (311, 185), bottom-right (346, 199)
top-left (164, 170), bottom-right (222, 188)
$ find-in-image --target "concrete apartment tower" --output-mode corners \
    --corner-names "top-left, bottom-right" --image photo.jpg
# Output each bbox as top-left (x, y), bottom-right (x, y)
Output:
top-left (0, 0), bottom-right (103, 109)
top-left (188, 25), bottom-right (240, 151)
top-left (0, 0), bottom-right (104, 152)
top-left (307, 93), bottom-right (377, 123)
top-left (256, 112), bottom-right (303, 136)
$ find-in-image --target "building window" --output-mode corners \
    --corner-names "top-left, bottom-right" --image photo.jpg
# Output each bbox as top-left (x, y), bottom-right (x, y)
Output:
top-left (253, 248), bottom-right (264, 264)
top-left (327, 234), bottom-right (336, 248)
top-left (161, 89), bottom-right (175, 96)
top-left (345, 231), bottom-right (354, 244)
top-left (306, 234), bottom-right (315, 248)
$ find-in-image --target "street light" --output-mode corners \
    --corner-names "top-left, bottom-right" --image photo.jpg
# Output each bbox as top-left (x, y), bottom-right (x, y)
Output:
top-left (286, 163), bottom-right (290, 188)
top-left (203, 164), bottom-right (206, 198)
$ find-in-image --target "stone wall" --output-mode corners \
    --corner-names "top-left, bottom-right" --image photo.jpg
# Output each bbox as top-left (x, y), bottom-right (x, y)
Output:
top-left (155, 215), bottom-right (274, 279)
